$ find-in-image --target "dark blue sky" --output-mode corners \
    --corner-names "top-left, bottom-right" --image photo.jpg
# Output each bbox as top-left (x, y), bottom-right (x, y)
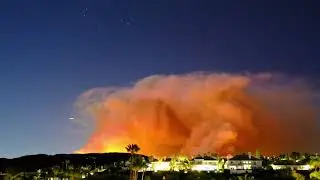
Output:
top-left (0, 0), bottom-right (319, 157)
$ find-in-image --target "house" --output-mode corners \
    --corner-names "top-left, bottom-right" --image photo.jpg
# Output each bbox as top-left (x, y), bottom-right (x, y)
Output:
top-left (191, 157), bottom-right (219, 172)
top-left (147, 156), bottom-right (222, 172)
top-left (271, 159), bottom-right (310, 171)
top-left (147, 159), bottom-right (171, 172)
top-left (225, 153), bottom-right (263, 174)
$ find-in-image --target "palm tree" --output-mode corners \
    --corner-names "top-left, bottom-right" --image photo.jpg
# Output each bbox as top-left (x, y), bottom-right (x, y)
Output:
top-left (126, 144), bottom-right (141, 180)
top-left (131, 156), bottom-right (148, 180)
top-left (126, 144), bottom-right (141, 154)
top-left (140, 157), bottom-right (149, 180)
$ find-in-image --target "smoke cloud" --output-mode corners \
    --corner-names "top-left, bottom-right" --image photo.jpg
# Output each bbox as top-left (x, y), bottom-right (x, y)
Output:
top-left (74, 72), bottom-right (319, 156)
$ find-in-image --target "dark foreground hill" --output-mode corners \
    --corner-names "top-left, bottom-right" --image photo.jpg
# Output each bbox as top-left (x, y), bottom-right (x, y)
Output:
top-left (0, 153), bottom-right (143, 172)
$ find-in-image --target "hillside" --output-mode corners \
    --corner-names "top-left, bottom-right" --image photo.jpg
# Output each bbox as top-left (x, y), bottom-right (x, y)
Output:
top-left (0, 153), bottom-right (145, 172)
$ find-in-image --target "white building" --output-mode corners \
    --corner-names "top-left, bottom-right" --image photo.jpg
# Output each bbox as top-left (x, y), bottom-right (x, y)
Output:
top-left (271, 164), bottom-right (310, 170)
top-left (147, 160), bottom-right (171, 172)
top-left (191, 157), bottom-right (219, 172)
top-left (271, 159), bottom-right (310, 171)
top-left (225, 154), bottom-right (263, 174)
top-left (147, 156), bottom-right (222, 172)
top-left (148, 157), bottom-right (191, 172)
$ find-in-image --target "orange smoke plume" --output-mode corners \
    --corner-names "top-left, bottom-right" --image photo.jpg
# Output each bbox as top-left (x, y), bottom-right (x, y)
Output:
top-left (74, 72), bottom-right (319, 156)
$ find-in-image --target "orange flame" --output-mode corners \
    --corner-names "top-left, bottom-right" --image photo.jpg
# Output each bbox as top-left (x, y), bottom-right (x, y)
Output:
top-left (75, 73), bottom-right (319, 156)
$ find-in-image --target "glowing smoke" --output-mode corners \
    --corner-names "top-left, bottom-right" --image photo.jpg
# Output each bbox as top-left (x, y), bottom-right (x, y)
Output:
top-left (74, 72), bottom-right (319, 156)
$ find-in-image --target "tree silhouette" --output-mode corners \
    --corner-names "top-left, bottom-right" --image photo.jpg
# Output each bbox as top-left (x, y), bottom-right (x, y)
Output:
top-left (290, 152), bottom-right (301, 161)
top-left (131, 156), bottom-right (148, 180)
top-left (126, 144), bottom-right (141, 180)
top-left (126, 144), bottom-right (141, 154)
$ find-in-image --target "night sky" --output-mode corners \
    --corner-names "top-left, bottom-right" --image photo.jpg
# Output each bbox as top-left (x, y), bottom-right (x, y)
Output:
top-left (0, 0), bottom-right (319, 157)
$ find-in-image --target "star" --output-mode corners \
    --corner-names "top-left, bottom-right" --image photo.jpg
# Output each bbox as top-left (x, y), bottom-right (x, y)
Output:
top-left (82, 7), bottom-right (88, 17)
top-left (121, 17), bottom-right (135, 25)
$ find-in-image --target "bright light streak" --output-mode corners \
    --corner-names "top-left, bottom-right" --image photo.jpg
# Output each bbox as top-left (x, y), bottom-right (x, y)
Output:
top-left (151, 162), bottom-right (170, 171)
top-left (192, 165), bottom-right (217, 171)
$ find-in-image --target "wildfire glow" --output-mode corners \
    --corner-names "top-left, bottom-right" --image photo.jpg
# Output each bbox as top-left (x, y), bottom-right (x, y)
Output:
top-left (74, 72), bottom-right (319, 156)
top-left (104, 144), bottom-right (126, 153)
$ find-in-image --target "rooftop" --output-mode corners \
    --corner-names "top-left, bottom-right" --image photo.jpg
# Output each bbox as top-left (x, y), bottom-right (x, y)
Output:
top-left (273, 159), bottom-right (309, 165)
top-left (230, 154), bottom-right (260, 161)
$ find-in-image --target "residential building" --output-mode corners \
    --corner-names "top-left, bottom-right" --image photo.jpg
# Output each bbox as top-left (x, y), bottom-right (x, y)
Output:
top-left (225, 153), bottom-right (263, 174)
top-left (147, 159), bottom-right (171, 172)
top-left (271, 159), bottom-right (310, 171)
top-left (191, 157), bottom-right (219, 172)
